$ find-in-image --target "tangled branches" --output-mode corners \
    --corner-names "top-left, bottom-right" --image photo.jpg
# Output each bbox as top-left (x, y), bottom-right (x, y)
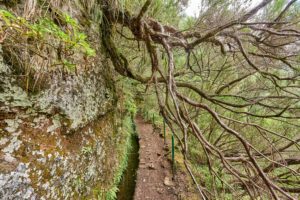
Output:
top-left (100, 0), bottom-right (300, 199)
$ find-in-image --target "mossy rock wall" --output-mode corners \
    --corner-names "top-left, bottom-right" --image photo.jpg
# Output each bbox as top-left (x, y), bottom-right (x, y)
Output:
top-left (0, 1), bottom-right (126, 199)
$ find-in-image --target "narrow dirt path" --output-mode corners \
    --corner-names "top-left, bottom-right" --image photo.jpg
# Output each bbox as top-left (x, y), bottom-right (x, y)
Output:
top-left (134, 116), bottom-right (177, 200)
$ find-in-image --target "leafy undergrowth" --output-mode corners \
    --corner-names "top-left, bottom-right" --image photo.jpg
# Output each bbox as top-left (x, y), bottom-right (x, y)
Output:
top-left (97, 78), bottom-right (138, 200)
top-left (98, 115), bottom-right (136, 200)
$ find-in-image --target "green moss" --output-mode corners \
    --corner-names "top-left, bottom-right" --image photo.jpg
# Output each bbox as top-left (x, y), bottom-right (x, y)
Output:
top-left (96, 115), bottom-right (135, 200)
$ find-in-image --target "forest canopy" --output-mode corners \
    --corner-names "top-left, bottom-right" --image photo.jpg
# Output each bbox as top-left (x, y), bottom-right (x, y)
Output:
top-left (100, 0), bottom-right (300, 199)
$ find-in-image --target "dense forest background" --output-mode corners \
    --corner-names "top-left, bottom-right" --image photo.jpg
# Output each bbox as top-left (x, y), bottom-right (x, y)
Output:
top-left (0, 0), bottom-right (299, 199)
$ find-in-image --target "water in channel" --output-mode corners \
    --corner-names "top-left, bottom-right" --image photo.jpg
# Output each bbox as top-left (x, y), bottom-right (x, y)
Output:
top-left (117, 122), bottom-right (140, 200)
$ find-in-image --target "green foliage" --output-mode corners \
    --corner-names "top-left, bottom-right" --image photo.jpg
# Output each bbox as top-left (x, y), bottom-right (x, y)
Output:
top-left (120, 78), bottom-right (138, 115)
top-left (96, 187), bottom-right (118, 200)
top-left (118, 0), bottom-right (181, 26)
top-left (96, 115), bottom-right (135, 200)
top-left (0, 9), bottom-right (95, 71)
top-left (269, 0), bottom-right (286, 16)
top-left (73, 177), bottom-right (84, 193)
top-left (124, 93), bottom-right (137, 116)
top-left (264, 0), bottom-right (300, 20)
top-left (142, 109), bottom-right (163, 126)
top-left (81, 146), bottom-right (93, 155)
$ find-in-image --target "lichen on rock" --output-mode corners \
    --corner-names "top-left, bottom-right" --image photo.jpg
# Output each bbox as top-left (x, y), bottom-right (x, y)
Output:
top-left (37, 70), bottom-right (113, 130)
top-left (0, 69), bottom-right (119, 199)
top-left (0, 3), bottom-right (123, 200)
top-left (0, 163), bottom-right (36, 200)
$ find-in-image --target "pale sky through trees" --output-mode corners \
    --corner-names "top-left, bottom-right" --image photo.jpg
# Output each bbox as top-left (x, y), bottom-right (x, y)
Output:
top-left (185, 0), bottom-right (261, 16)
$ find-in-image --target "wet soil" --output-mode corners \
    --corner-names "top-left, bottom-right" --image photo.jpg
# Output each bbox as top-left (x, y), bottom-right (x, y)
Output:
top-left (133, 116), bottom-right (177, 200)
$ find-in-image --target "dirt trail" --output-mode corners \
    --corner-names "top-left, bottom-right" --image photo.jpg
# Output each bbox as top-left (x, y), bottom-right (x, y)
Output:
top-left (134, 116), bottom-right (177, 200)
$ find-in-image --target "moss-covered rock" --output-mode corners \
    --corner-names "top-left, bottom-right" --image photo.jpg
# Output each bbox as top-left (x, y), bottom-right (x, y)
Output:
top-left (0, 1), bottom-right (129, 199)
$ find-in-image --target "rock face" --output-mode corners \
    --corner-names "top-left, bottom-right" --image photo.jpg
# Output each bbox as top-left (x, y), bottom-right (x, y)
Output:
top-left (0, 48), bottom-right (122, 199)
top-left (0, 1), bottom-right (126, 199)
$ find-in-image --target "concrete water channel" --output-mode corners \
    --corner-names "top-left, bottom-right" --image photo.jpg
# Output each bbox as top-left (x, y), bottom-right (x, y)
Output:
top-left (117, 121), bottom-right (140, 200)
